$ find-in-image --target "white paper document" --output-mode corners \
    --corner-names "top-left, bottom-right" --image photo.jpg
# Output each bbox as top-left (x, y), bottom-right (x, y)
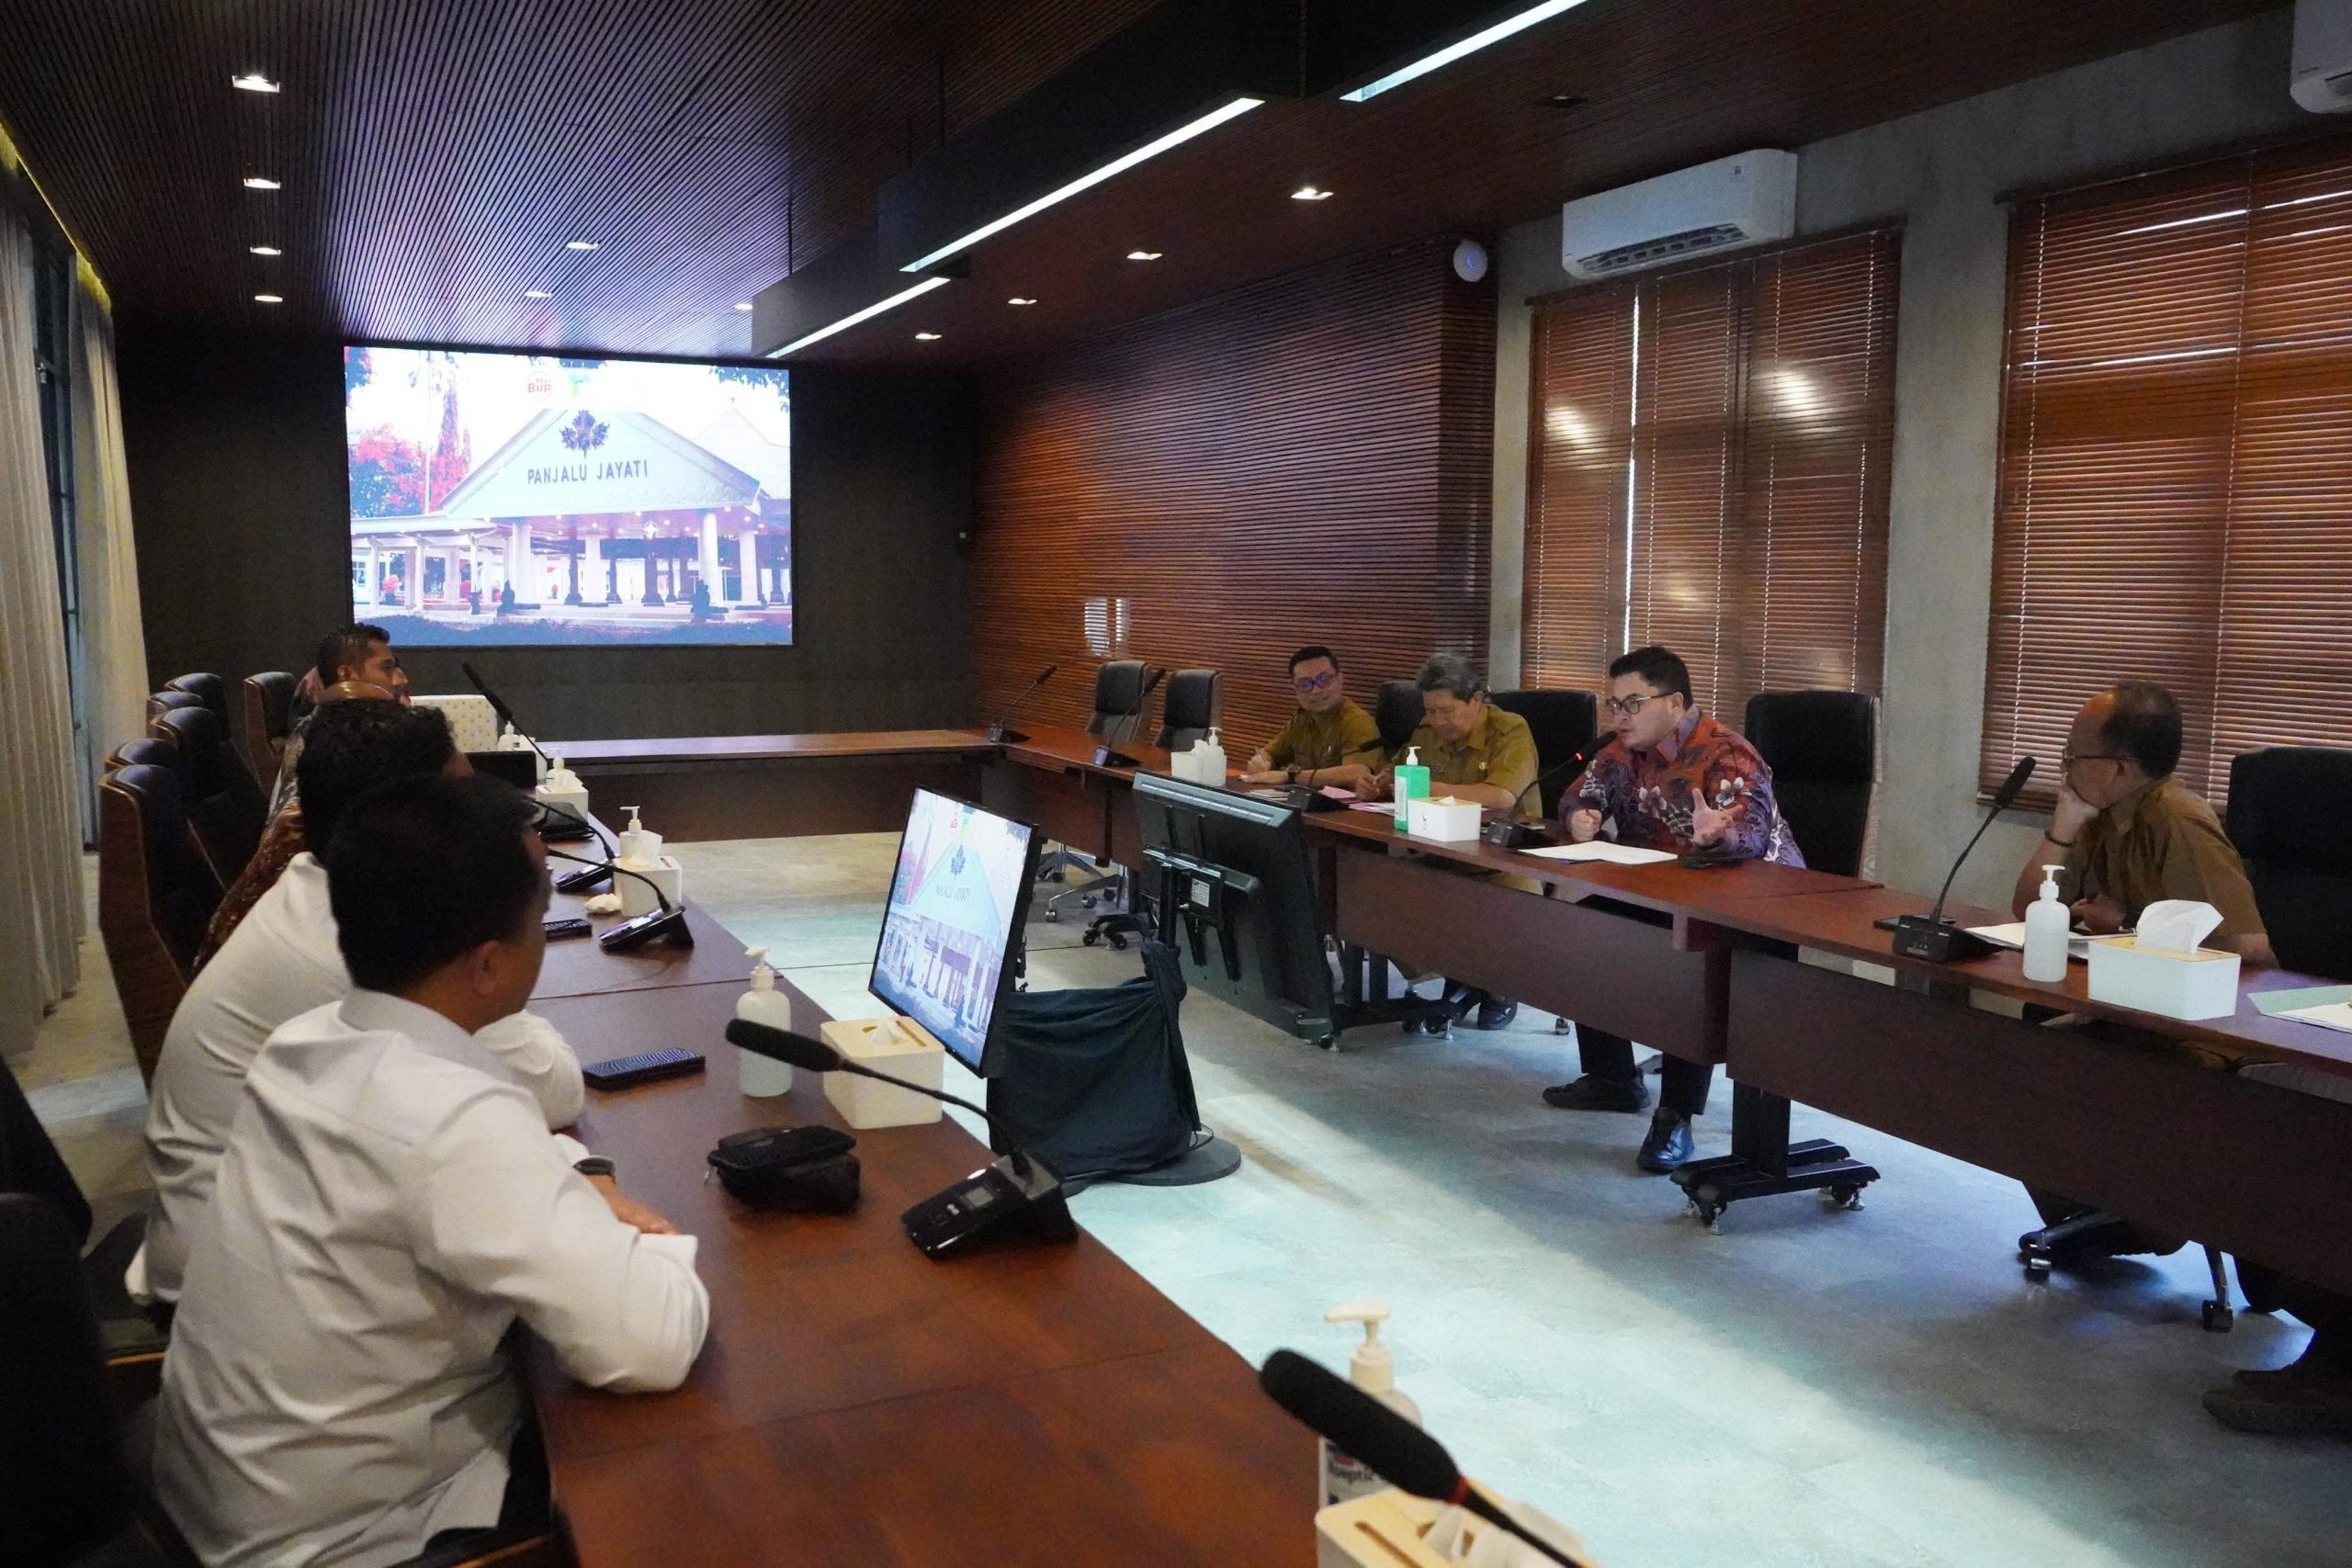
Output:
top-left (1964, 924), bottom-right (2123, 962)
top-left (1521, 841), bottom-right (1679, 866)
top-left (2283, 1001), bottom-right (2352, 1035)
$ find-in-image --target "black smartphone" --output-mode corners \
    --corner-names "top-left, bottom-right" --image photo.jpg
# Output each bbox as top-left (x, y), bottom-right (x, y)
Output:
top-left (543, 917), bottom-right (594, 940)
top-left (582, 1049), bottom-right (707, 1090)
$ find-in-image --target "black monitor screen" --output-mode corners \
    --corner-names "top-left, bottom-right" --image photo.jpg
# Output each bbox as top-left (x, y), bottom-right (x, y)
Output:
top-left (871, 790), bottom-right (1038, 1074)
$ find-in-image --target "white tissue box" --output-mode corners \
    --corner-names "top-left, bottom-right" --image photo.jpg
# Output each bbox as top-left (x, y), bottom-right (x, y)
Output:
top-left (615, 856), bottom-right (683, 919)
top-left (1317, 1486), bottom-right (1591, 1568)
top-left (1406, 795), bottom-right (1484, 843)
top-left (536, 781), bottom-right (589, 823)
top-left (820, 1016), bottom-right (945, 1128)
top-left (2086, 937), bottom-right (2241, 1021)
top-left (410, 694), bottom-right (501, 752)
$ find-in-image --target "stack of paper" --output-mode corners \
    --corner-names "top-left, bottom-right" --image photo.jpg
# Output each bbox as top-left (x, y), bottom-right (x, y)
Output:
top-left (1521, 841), bottom-right (1678, 866)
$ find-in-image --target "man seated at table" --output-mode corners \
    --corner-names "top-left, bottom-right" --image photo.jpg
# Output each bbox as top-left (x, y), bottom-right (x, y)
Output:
top-left (1540, 646), bottom-right (1804, 1174)
top-left (135, 700), bottom-right (584, 1303)
top-left (154, 773), bottom-right (707, 1567)
top-left (1239, 644), bottom-right (1385, 792)
top-left (1367, 654), bottom-right (1541, 1032)
top-left (272, 621), bottom-right (412, 813)
top-left (2003, 680), bottom-right (2274, 1264)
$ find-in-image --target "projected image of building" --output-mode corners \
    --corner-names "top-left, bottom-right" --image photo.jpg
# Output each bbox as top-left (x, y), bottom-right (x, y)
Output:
top-left (350, 402), bottom-right (791, 643)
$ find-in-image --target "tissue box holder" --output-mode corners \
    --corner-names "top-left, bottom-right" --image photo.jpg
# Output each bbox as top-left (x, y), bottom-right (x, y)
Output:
top-left (536, 782), bottom-right (589, 823)
top-left (410, 694), bottom-right (502, 753)
top-left (1317, 1486), bottom-right (1592, 1568)
top-left (616, 856), bottom-right (684, 919)
top-left (1407, 795), bottom-right (1484, 843)
top-left (2086, 937), bottom-right (2241, 1021)
top-left (821, 1017), bottom-right (945, 1128)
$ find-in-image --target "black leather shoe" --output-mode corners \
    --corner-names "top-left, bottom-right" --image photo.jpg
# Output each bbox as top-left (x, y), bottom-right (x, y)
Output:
top-left (1636, 1111), bottom-right (1694, 1173)
top-left (1474, 997), bottom-right (1519, 1031)
top-left (1541, 1076), bottom-right (1651, 1112)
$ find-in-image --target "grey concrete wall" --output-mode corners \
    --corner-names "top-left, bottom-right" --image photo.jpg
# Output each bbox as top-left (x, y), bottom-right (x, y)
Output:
top-left (1487, 10), bottom-right (2309, 907)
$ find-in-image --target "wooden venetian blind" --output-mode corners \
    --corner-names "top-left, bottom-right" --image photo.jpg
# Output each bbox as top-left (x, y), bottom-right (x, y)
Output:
top-left (1984, 134), bottom-right (2352, 807)
top-left (1522, 228), bottom-right (1899, 718)
top-left (972, 238), bottom-right (1496, 748)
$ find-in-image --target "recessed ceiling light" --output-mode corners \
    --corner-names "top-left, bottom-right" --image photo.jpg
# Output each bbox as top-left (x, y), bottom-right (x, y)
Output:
top-left (254, 293), bottom-right (283, 304)
top-left (525, 290), bottom-right (552, 301)
top-left (1342, 0), bottom-right (1595, 101)
top-left (1126, 250), bottom-right (1163, 262)
top-left (249, 244), bottom-right (282, 256)
top-left (243, 176), bottom-right (280, 190)
top-left (914, 331), bottom-right (942, 341)
top-left (232, 73), bottom-right (279, 94)
top-left (565, 240), bottom-right (599, 252)
top-left (1007, 296), bottom-right (1038, 306)
top-left (1292, 185), bottom-right (1333, 201)
top-left (1537, 93), bottom-right (1588, 110)
top-left (732, 301), bottom-right (753, 312)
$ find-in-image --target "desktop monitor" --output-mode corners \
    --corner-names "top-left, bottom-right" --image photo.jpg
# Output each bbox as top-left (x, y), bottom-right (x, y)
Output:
top-left (1130, 772), bottom-right (1338, 1045)
top-left (871, 789), bottom-right (1041, 1076)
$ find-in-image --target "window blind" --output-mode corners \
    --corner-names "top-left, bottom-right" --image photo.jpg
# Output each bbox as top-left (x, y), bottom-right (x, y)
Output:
top-left (1522, 227), bottom-right (1898, 719)
top-left (1984, 134), bottom-right (2352, 807)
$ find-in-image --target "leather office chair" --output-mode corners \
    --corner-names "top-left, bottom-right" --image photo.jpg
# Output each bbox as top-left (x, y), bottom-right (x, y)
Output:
top-left (239, 671), bottom-right (298, 786)
top-left (1669, 692), bottom-right (1882, 1224)
top-left (97, 764), bottom-right (220, 1084)
top-left (1373, 680), bottom-right (1422, 761)
top-left (2227, 747), bottom-right (2352, 981)
top-left (105, 737), bottom-right (178, 773)
top-left (145, 690), bottom-right (203, 723)
top-left (3, 1056), bottom-right (161, 1361)
top-left (164, 672), bottom-right (230, 732)
top-left (1085, 660), bottom-right (1149, 746)
top-left (151, 706), bottom-right (265, 886)
top-left (1488, 690), bottom-right (1600, 816)
top-left (1154, 669), bottom-right (1218, 752)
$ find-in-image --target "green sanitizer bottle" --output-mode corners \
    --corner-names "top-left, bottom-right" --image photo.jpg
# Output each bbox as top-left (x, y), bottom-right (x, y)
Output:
top-left (1392, 746), bottom-right (1430, 830)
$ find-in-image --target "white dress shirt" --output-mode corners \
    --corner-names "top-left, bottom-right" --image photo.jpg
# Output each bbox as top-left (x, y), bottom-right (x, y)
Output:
top-left (153, 991), bottom-right (708, 1568)
top-left (138, 852), bottom-right (584, 1301)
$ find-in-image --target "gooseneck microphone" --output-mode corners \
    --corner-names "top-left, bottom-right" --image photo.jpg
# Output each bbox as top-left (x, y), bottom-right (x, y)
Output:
top-left (725, 1018), bottom-right (1076, 1259)
top-left (1890, 755), bottom-right (2037, 964)
top-left (984, 664), bottom-right (1058, 745)
top-left (461, 660), bottom-right (555, 770)
top-left (1480, 744), bottom-right (1598, 849)
top-left (1258, 1351), bottom-right (1591, 1568)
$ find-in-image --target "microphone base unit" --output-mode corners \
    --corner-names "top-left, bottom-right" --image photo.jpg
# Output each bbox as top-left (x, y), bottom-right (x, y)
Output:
top-left (1479, 819), bottom-right (1554, 850)
top-left (984, 723), bottom-right (1030, 745)
top-left (1888, 915), bottom-right (1997, 964)
top-left (902, 1151), bottom-right (1077, 1259)
top-left (599, 905), bottom-right (693, 953)
top-left (553, 864), bottom-right (611, 894)
top-left (1091, 746), bottom-right (1139, 769)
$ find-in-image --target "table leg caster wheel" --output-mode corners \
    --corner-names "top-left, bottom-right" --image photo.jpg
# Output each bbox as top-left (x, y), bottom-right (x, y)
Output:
top-left (1825, 1183), bottom-right (1867, 1211)
top-left (1686, 1190), bottom-right (1724, 1232)
top-left (2202, 1301), bottom-right (2235, 1333)
top-left (2021, 1255), bottom-right (2052, 1280)
top-left (1106, 932), bottom-right (1127, 951)
top-left (1314, 1035), bottom-right (1338, 1052)
top-left (1082, 929), bottom-right (1100, 946)
top-left (1045, 910), bottom-right (1060, 923)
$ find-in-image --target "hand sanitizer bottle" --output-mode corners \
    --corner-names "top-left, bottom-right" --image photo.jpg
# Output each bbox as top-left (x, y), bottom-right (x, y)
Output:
top-left (736, 946), bottom-right (794, 1097)
top-left (1392, 746), bottom-right (1430, 830)
top-left (1197, 726), bottom-right (1226, 784)
top-left (1318, 1302), bottom-right (1421, 1506)
top-left (2022, 863), bottom-right (2071, 981)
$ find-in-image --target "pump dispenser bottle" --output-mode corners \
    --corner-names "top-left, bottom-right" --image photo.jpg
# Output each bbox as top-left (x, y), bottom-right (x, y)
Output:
top-left (1317, 1302), bottom-right (1422, 1506)
top-left (1392, 747), bottom-right (1430, 829)
top-left (2022, 863), bottom-right (2071, 981)
top-left (736, 946), bottom-right (794, 1097)
top-left (1196, 726), bottom-right (1226, 783)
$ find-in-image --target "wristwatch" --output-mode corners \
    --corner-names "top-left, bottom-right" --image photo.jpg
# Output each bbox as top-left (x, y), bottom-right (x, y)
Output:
top-left (572, 1156), bottom-right (616, 1179)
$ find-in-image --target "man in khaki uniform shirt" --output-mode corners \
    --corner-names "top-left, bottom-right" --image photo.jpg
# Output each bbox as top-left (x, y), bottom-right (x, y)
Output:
top-left (1241, 646), bottom-right (1385, 790)
top-left (1365, 655), bottom-right (1541, 1031)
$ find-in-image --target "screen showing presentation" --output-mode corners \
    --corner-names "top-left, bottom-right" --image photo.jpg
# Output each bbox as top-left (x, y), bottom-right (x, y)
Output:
top-left (343, 344), bottom-right (791, 647)
top-left (871, 791), bottom-right (1037, 1073)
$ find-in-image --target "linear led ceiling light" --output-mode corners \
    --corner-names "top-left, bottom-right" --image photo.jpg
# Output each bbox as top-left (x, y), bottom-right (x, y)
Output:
top-left (898, 96), bottom-right (1261, 273)
top-left (1341, 0), bottom-right (1592, 102)
top-left (766, 275), bottom-right (951, 358)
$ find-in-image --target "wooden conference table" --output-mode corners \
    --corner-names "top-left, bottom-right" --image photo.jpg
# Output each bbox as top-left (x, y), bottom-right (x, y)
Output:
top-left (557, 723), bottom-right (2352, 1309)
top-left (519, 840), bottom-right (1306, 1568)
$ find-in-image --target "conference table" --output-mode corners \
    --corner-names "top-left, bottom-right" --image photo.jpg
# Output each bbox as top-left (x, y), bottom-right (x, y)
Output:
top-left (552, 722), bottom-right (2352, 1314)
top-left (522, 855), bottom-right (1307, 1568)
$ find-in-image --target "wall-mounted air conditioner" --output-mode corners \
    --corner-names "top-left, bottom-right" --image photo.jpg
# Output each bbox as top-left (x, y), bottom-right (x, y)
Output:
top-left (2293, 0), bottom-right (2352, 114)
top-left (1560, 150), bottom-right (1799, 280)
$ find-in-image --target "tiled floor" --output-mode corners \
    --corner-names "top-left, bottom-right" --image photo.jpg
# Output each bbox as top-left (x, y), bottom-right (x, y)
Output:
top-left (21, 835), bottom-right (2346, 1567)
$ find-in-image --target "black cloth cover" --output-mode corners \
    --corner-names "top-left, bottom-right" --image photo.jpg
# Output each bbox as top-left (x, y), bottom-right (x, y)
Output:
top-left (986, 940), bottom-right (1200, 1181)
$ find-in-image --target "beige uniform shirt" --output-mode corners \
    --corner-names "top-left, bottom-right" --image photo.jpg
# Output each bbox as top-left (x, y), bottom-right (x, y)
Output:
top-left (1403, 706), bottom-right (1543, 821)
top-left (1262, 699), bottom-right (1384, 772)
top-left (2061, 774), bottom-right (2267, 943)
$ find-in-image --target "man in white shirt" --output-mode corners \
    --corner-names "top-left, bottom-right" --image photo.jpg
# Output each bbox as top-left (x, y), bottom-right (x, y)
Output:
top-left (137, 701), bottom-right (583, 1303)
top-left (154, 773), bottom-right (708, 1568)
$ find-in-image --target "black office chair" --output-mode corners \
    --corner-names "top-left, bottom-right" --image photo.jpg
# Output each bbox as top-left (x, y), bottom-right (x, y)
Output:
top-left (2, 1056), bottom-right (164, 1362)
top-left (97, 762), bottom-right (220, 1084)
top-left (1488, 690), bottom-right (1600, 816)
top-left (164, 672), bottom-right (230, 732)
top-left (240, 671), bottom-right (298, 786)
top-left (1085, 660), bottom-right (1149, 746)
top-left (2227, 748), bottom-right (2352, 981)
top-left (1154, 669), bottom-right (1218, 752)
top-left (1373, 680), bottom-right (1422, 761)
top-left (1669, 692), bottom-right (1883, 1224)
top-left (144, 690), bottom-right (204, 723)
top-left (105, 736), bottom-right (178, 773)
top-left (151, 706), bottom-right (266, 887)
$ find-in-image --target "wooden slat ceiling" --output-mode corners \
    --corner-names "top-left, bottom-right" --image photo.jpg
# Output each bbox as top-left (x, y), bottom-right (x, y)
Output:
top-left (0, 0), bottom-right (2268, 361)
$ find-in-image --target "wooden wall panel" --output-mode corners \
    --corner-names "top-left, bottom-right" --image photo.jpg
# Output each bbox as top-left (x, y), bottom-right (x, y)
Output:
top-left (970, 237), bottom-right (1495, 754)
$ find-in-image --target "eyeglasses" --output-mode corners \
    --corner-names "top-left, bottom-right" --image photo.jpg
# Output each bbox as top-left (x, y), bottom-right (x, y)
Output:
top-left (1294, 671), bottom-right (1338, 692)
top-left (2061, 750), bottom-right (2126, 771)
top-left (1604, 694), bottom-right (1662, 718)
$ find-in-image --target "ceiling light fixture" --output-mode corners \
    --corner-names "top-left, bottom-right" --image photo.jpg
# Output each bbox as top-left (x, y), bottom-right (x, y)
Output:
top-left (243, 176), bottom-right (280, 190)
top-left (1341, 0), bottom-right (1593, 102)
top-left (1537, 93), bottom-right (1588, 110)
top-left (254, 293), bottom-right (283, 304)
top-left (1292, 185), bottom-right (1333, 201)
top-left (565, 240), bottom-right (599, 252)
top-left (1007, 296), bottom-right (1038, 306)
top-left (1126, 250), bottom-right (1163, 262)
top-left (914, 331), bottom-right (942, 341)
top-left (525, 289), bottom-right (552, 299)
top-left (733, 301), bottom-right (754, 311)
top-left (766, 274), bottom-right (951, 358)
top-left (250, 244), bottom-right (282, 256)
top-left (232, 73), bottom-right (279, 94)
top-left (899, 96), bottom-right (1261, 273)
